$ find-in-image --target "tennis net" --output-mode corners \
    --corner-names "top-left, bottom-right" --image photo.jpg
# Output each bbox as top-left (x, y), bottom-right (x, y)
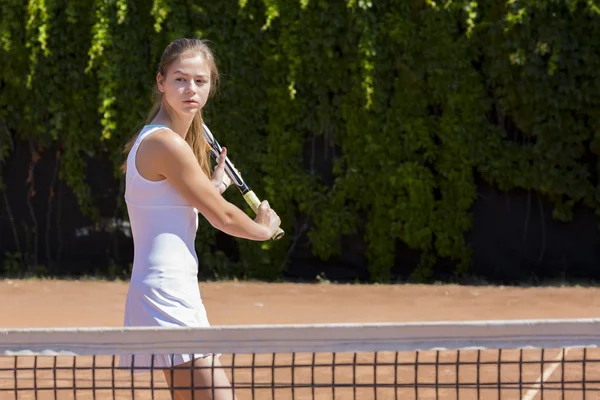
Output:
top-left (1, 318), bottom-right (600, 399)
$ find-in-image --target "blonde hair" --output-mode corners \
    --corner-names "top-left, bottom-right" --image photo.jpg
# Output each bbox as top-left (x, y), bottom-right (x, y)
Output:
top-left (121, 38), bottom-right (219, 175)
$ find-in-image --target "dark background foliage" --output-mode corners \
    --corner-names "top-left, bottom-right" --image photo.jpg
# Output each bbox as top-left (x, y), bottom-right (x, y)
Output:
top-left (2, 0), bottom-right (600, 284)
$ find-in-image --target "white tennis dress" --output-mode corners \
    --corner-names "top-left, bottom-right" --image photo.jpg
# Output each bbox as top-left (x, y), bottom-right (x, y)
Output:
top-left (118, 124), bottom-right (213, 370)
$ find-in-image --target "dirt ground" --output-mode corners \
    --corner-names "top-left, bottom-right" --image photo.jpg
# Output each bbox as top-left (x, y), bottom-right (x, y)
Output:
top-left (1, 279), bottom-right (600, 399)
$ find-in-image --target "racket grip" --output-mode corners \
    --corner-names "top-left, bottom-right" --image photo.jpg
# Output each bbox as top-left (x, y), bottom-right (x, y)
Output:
top-left (242, 191), bottom-right (285, 241)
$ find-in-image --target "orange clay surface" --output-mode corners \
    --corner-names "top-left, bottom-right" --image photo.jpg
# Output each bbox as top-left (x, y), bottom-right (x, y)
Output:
top-left (1, 279), bottom-right (600, 399)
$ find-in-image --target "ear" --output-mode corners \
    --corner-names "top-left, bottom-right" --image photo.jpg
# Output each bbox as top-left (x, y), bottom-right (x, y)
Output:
top-left (156, 73), bottom-right (165, 93)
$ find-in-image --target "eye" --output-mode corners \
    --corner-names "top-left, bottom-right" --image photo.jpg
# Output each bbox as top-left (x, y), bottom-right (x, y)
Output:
top-left (176, 77), bottom-right (186, 82)
top-left (196, 79), bottom-right (207, 85)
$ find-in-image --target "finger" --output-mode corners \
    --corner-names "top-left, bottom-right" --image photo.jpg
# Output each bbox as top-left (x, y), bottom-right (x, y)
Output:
top-left (214, 148), bottom-right (227, 173)
top-left (218, 147), bottom-right (227, 166)
top-left (259, 200), bottom-right (270, 211)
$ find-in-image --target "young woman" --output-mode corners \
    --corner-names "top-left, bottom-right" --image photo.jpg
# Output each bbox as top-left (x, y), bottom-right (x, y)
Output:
top-left (118, 38), bottom-right (281, 400)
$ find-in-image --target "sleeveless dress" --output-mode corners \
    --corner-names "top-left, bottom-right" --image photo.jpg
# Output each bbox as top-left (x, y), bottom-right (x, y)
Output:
top-left (118, 124), bottom-right (213, 370)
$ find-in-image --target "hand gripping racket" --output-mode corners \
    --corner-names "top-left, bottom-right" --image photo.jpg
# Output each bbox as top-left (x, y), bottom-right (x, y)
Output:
top-left (202, 123), bottom-right (285, 241)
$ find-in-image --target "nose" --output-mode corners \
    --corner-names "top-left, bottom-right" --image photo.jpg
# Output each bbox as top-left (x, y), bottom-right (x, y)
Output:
top-left (185, 81), bottom-right (196, 94)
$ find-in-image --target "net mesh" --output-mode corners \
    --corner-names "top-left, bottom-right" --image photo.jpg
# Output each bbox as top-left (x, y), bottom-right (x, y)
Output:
top-left (2, 319), bottom-right (600, 399)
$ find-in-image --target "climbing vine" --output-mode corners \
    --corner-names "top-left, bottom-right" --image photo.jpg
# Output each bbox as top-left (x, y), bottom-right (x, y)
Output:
top-left (2, 0), bottom-right (600, 282)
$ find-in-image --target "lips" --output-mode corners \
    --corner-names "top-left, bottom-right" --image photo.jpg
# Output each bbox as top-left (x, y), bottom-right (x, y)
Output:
top-left (184, 100), bottom-right (198, 105)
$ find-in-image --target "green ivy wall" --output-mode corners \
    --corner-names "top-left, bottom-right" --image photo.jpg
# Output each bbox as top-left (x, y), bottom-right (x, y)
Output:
top-left (2, 0), bottom-right (599, 282)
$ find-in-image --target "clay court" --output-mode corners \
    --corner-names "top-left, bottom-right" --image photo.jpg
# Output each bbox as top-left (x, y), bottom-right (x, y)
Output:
top-left (2, 279), bottom-right (600, 399)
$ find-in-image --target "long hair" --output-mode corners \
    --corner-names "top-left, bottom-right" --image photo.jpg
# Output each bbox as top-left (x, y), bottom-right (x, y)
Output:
top-left (121, 38), bottom-right (219, 176)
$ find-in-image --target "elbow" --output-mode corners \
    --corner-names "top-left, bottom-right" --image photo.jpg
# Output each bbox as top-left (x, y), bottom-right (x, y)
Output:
top-left (210, 216), bottom-right (231, 232)
top-left (209, 209), bottom-right (235, 232)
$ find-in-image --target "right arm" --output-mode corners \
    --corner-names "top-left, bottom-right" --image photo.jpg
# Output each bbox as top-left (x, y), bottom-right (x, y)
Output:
top-left (138, 129), bottom-right (280, 241)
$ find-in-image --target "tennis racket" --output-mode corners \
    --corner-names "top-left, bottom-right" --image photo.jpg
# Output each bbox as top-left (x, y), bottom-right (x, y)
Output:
top-left (202, 122), bottom-right (285, 241)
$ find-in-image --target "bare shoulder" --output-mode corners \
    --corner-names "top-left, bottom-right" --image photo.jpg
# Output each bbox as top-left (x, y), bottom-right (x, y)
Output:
top-left (139, 128), bottom-right (192, 161)
top-left (136, 128), bottom-right (196, 181)
top-left (143, 128), bottom-right (186, 150)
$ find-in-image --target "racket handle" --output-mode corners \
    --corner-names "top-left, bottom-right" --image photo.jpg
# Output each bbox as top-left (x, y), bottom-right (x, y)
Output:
top-left (242, 191), bottom-right (285, 241)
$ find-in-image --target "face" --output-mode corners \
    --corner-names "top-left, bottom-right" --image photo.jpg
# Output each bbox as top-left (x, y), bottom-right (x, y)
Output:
top-left (157, 52), bottom-right (211, 117)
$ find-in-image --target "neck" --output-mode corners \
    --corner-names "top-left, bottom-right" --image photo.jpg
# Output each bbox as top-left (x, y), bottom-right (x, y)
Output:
top-left (152, 108), bottom-right (194, 139)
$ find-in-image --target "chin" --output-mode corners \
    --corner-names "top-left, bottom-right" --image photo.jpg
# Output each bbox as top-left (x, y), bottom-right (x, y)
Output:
top-left (179, 107), bottom-right (200, 115)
